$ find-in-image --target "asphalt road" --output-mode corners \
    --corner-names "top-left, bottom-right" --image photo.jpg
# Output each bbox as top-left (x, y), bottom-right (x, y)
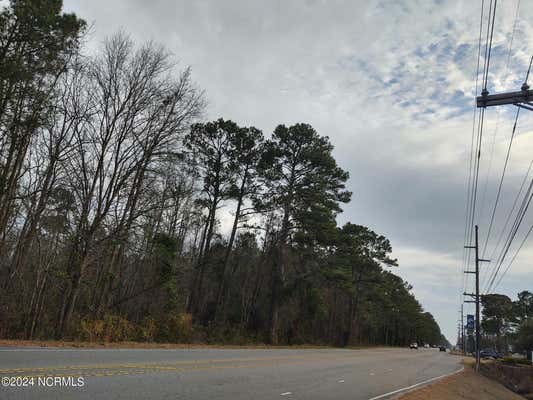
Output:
top-left (0, 346), bottom-right (462, 400)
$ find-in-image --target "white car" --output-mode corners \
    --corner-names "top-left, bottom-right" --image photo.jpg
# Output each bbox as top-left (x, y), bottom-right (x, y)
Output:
top-left (410, 342), bottom-right (418, 349)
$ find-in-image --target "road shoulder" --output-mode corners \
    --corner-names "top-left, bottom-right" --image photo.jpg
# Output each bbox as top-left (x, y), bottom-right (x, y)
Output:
top-left (0, 339), bottom-right (390, 350)
top-left (398, 365), bottom-right (524, 400)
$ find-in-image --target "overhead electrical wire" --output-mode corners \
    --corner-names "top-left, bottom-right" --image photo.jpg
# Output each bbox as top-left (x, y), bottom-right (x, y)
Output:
top-left (461, 0), bottom-right (495, 338)
top-left (463, 0), bottom-right (495, 312)
top-left (468, 0), bottom-right (496, 254)
top-left (480, 0), bottom-right (522, 261)
top-left (481, 108), bottom-right (520, 257)
top-left (482, 0), bottom-right (498, 91)
top-left (494, 221), bottom-right (533, 291)
top-left (486, 178), bottom-right (533, 293)
top-left (483, 55), bottom-right (533, 293)
top-left (462, 0), bottom-right (486, 301)
top-left (485, 158), bottom-right (533, 289)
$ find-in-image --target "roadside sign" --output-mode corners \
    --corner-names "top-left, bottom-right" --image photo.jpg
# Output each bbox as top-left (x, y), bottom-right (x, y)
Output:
top-left (467, 314), bottom-right (475, 331)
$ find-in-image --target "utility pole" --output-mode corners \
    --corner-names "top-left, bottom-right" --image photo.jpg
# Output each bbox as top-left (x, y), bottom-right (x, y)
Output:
top-left (464, 225), bottom-right (490, 371)
top-left (477, 85), bottom-right (533, 109)
top-left (457, 307), bottom-right (464, 354)
top-left (476, 77), bottom-right (533, 111)
top-left (457, 320), bottom-right (463, 347)
top-left (461, 303), bottom-right (465, 355)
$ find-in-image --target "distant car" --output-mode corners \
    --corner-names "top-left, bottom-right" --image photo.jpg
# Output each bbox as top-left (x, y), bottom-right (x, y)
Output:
top-left (439, 346), bottom-right (446, 352)
top-left (424, 344), bottom-right (430, 348)
top-left (410, 343), bottom-right (418, 349)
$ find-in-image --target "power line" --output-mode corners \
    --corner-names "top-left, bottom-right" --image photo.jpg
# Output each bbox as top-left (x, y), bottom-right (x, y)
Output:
top-left (473, 0), bottom-right (497, 239)
top-left (461, 1), bottom-right (497, 367)
top-left (481, 107), bottom-right (520, 257)
top-left (469, 108), bottom-right (486, 256)
top-left (485, 158), bottom-right (533, 290)
top-left (483, 55), bottom-right (533, 293)
top-left (469, 0), bottom-right (497, 255)
top-left (462, 3), bottom-right (492, 363)
top-left (493, 221), bottom-right (533, 291)
top-left (482, 0), bottom-right (498, 92)
top-left (526, 54), bottom-right (533, 83)
top-left (479, 0), bottom-right (522, 260)
top-left (486, 178), bottom-right (533, 293)
top-left (463, 0), bottom-right (487, 299)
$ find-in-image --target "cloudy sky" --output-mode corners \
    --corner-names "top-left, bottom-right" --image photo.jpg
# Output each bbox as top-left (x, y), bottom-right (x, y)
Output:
top-left (62, 0), bottom-right (533, 342)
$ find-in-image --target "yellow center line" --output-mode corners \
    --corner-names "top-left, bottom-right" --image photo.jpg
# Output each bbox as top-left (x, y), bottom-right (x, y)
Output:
top-left (0, 355), bottom-right (308, 374)
top-left (2, 358), bottom-right (347, 379)
top-left (0, 350), bottom-right (411, 377)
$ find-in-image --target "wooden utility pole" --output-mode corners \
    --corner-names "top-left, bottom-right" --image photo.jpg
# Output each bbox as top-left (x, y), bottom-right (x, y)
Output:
top-left (461, 303), bottom-right (465, 355)
top-left (464, 225), bottom-right (490, 371)
top-left (476, 81), bottom-right (533, 111)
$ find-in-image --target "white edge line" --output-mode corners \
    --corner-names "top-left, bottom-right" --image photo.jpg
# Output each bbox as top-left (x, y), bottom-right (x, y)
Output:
top-left (367, 366), bottom-right (464, 400)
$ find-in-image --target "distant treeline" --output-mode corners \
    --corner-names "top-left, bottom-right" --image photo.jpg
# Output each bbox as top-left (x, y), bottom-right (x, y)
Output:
top-left (0, 0), bottom-right (446, 346)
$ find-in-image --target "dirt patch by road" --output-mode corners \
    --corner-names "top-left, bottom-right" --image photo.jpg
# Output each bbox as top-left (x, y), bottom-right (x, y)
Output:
top-left (480, 360), bottom-right (533, 398)
top-left (399, 367), bottom-right (524, 400)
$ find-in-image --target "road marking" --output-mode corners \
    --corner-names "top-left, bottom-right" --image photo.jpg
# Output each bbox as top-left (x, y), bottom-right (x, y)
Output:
top-left (0, 349), bottom-right (444, 382)
top-left (367, 366), bottom-right (464, 400)
top-left (280, 392), bottom-right (292, 396)
top-left (369, 372), bottom-right (375, 376)
top-left (0, 355), bottom-right (308, 373)
top-left (0, 350), bottom-right (408, 375)
top-left (1, 356), bottom-right (368, 380)
top-left (338, 379), bottom-right (345, 383)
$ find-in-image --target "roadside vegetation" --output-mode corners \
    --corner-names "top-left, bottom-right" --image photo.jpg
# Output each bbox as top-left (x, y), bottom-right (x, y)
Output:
top-left (0, 0), bottom-right (447, 347)
top-left (478, 291), bottom-right (533, 357)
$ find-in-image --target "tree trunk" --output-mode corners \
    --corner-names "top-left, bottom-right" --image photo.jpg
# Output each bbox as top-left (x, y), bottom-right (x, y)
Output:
top-left (214, 169), bottom-right (248, 320)
top-left (269, 186), bottom-right (292, 344)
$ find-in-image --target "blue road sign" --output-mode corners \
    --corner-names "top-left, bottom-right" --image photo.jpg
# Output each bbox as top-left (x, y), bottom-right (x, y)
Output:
top-left (467, 314), bottom-right (475, 331)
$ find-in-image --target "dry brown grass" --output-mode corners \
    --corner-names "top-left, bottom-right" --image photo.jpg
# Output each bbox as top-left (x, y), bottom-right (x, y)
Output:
top-left (399, 361), bottom-right (524, 400)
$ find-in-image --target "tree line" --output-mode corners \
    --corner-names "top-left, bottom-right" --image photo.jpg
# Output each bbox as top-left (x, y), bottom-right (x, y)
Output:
top-left (480, 291), bottom-right (533, 355)
top-left (0, 0), bottom-right (446, 346)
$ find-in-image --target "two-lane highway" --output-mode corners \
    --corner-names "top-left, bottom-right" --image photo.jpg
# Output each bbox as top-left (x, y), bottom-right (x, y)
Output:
top-left (0, 347), bottom-right (461, 399)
